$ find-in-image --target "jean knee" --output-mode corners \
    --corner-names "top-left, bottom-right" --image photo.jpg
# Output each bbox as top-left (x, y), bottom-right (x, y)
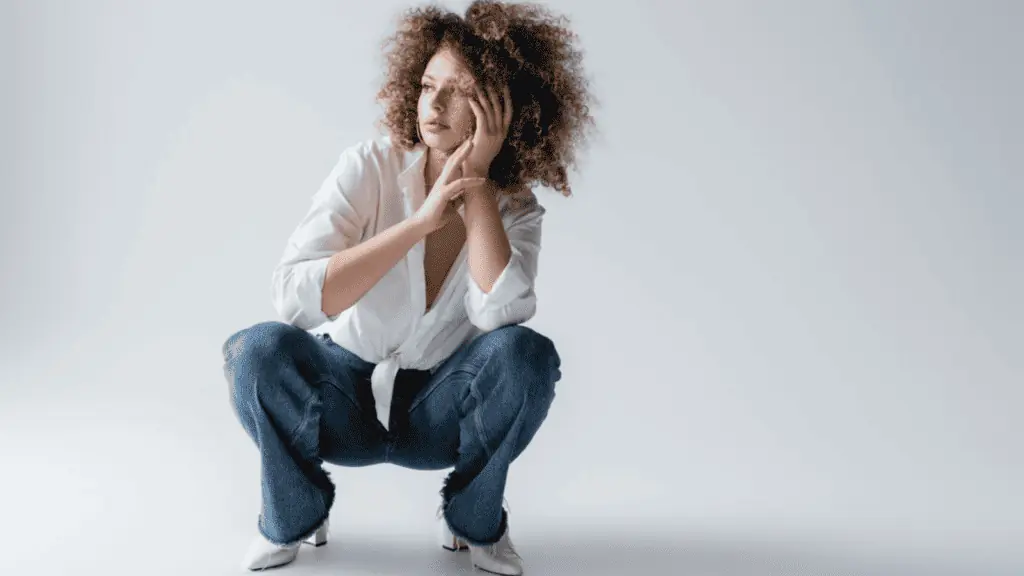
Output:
top-left (222, 321), bottom-right (299, 395)
top-left (481, 325), bottom-right (560, 402)
top-left (223, 320), bottom-right (294, 362)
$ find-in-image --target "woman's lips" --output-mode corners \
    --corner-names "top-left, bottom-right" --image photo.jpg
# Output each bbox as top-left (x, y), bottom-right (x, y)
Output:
top-left (423, 121), bottom-right (449, 131)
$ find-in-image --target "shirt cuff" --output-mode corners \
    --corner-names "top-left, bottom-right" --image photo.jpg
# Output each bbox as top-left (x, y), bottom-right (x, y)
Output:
top-left (464, 248), bottom-right (536, 331)
top-left (271, 257), bottom-right (335, 329)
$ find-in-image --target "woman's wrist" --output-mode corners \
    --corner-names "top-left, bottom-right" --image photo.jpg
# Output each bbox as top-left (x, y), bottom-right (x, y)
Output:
top-left (462, 178), bottom-right (498, 203)
top-left (403, 213), bottom-right (433, 238)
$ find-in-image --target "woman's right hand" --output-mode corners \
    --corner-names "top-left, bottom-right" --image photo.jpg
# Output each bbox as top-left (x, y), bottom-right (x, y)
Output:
top-left (412, 139), bottom-right (488, 234)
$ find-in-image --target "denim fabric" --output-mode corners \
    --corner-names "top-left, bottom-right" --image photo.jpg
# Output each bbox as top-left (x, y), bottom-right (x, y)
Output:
top-left (222, 320), bottom-right (561, 546)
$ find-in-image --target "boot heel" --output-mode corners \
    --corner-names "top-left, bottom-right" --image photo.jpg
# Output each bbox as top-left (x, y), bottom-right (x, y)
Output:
top-left (305, 522), bottom-right (328, 547)
top-left (438, 517), bottom-right (468, 552)
top-left (442, 535), bottom-right (468, 552)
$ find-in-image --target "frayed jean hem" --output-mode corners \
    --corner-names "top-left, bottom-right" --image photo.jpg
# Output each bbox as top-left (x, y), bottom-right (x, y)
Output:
top-left (441, 500), bottom-right (508, 547)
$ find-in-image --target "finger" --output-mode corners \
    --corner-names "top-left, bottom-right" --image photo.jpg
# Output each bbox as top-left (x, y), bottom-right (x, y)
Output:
top-left (448, 138), bottom-right (471, 164)
top-left (489, 88), bottom-right (501, 133)
top-left (475, 88), bottom-right (494, 133)
top-left (487, 86), bottom-right (502, 131)
top-left (450, 139), bottom-right (474, 168)
top-left (468, 97), bottom-right (487, 136)
top-left (446, 177), bottom-right (487, 192)
top-left (441, 183), bottom-right (478, 205)
top-left (444, 177), bottom-right (487, 198)
top-left (502, 85), bottom-right (512, 131)
top-left (441, 140), bottom-right (473, 181)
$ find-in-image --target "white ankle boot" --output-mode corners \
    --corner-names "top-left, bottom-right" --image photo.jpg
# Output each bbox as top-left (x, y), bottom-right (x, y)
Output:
top-left (438, 514), bottom-right (523, 575)
top-left (467, 528), bottom-right (523, 576)
top-left (241, 520), bottom-right (328, 571)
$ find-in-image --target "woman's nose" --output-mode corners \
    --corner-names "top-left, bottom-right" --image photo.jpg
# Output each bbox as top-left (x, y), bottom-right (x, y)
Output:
top-left (432, 87), bottom-right (455, 109)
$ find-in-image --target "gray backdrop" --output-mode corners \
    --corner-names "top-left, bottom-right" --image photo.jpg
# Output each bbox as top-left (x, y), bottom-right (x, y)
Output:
top-left (2, 1), bottom-right (1020, 574)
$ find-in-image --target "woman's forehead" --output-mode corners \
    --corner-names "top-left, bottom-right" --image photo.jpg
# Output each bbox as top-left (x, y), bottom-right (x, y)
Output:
top-left (424, 49), bottom-right (473, 82)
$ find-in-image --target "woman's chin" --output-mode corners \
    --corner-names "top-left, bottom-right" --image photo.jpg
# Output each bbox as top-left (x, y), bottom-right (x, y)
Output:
top-left (423, 135), bottom-right (460, 153)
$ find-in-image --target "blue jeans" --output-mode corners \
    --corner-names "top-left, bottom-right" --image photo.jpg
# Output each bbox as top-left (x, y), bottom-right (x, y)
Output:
top-left (222, 320), bottom-right (561, 547)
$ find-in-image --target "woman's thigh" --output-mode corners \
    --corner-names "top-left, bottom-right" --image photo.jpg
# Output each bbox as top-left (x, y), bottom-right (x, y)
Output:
top-left (387, 325), bottom-right (561, 470)
top-left (388, 367), bottom-right (474, 470)
top-left (224, 322), bottom-right (387, 467)
top-left (386, 327), bottom-right (507, 471)
top-left (315, 333), bottom-right (390, 467)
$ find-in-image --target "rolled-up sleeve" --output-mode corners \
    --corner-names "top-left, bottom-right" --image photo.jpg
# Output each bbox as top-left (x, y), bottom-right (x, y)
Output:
top-left (464, 201), bottom-right (545, 332)
top-left (270, 144), bottom-right (376, 330)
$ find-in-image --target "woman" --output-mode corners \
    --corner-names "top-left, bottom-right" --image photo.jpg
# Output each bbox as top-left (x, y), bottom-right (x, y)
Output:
top-left (222, 0), bottom-right (594, 572)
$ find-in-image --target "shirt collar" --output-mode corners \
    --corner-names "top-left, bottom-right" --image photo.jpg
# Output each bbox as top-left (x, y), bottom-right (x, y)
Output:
top-left (397, 141), bottom-right (428, 192)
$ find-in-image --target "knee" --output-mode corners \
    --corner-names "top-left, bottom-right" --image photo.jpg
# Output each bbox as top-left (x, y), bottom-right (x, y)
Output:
top-left (222, 321), bottom-right (299, 385)
top-left (223, 320), bottom-right (296, 359)
top-left (481, 325), bottom-right (561, 401)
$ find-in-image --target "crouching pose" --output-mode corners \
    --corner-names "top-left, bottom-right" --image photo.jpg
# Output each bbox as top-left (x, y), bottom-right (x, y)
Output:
top-left (222, 1), bottom-right (594, 572)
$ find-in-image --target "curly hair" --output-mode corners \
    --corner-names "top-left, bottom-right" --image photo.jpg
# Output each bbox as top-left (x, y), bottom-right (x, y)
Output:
top-left (375, 0), bottom-right (596, 197)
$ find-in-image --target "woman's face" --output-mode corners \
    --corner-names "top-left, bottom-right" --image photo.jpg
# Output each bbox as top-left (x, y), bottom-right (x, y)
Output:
top-left (418, 47), bottom-right (476, 152)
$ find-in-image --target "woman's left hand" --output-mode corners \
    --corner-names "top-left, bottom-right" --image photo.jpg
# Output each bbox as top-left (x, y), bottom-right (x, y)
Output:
top-left (461, 83), bottom-right (512, 179)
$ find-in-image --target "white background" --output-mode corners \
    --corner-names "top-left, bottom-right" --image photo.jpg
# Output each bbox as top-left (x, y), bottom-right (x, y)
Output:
top-left (2, 0), bottom-right (1021, 574)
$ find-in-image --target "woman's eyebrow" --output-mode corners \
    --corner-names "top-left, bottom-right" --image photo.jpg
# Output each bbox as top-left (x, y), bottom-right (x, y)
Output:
top-left (422, 73), bottom-right (472, 89)
top-left (422, 73), bottom-right (463, 82)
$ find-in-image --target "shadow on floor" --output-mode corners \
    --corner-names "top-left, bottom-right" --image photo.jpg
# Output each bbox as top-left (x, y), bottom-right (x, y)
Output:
top-left (272, 529), bottom-right (1018, 576)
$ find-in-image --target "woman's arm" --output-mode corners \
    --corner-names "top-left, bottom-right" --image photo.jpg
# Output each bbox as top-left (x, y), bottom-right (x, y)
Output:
top-left (274, 139), bottom-right (472, 326)
top-left (461, 181), bottom-right (512, 293)
top-left (272, 142), bottom-right (394, 329)
top-left (461, 185), bottom-right (544, 332)
top-left (320, 217), bottom-right (428, 317)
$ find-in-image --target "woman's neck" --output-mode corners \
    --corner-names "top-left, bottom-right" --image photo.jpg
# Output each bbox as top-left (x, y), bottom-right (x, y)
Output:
top-left (423, 144), bottom-right (453, 190)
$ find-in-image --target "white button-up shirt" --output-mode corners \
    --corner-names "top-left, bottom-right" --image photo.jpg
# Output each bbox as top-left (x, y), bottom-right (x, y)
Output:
top-left (270, 136), bottom-right (544, 430)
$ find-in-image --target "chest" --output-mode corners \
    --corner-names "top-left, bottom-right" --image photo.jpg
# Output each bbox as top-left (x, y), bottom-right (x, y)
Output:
top-left (423, 218), bottom-right (466, 311)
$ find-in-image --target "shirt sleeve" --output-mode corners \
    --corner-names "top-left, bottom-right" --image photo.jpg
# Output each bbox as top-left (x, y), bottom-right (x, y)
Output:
top-left (270, 143), bottom-right (377, 330)
top-left (464, 198), bottom-right (545, 332)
